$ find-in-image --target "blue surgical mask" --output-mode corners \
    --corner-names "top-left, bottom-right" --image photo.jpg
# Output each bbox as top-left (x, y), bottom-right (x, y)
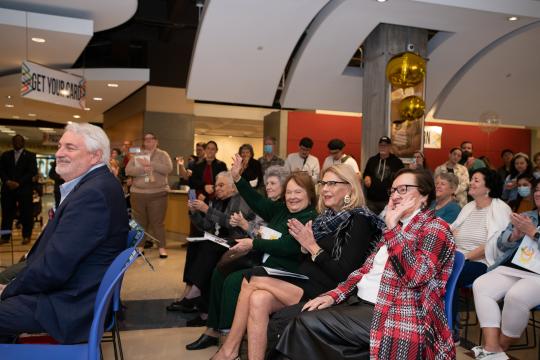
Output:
top-left (517, 186), bottom-right (531, 198)
top-left (263, 144), bottom-right (273, 154)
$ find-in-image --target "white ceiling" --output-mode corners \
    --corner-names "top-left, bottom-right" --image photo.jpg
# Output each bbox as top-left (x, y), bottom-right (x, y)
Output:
top-left (0, 1), bottom-right (148, 126)
top-left (187, 0), bottom-right (540, 127)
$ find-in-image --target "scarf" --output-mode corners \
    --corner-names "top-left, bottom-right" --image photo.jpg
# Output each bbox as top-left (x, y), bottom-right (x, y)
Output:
top-left (312, 207), bottom-right (386, 260)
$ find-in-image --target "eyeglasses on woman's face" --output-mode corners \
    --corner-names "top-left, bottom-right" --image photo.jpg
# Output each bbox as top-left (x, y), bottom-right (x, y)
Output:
top-left (387, 184), bottom-right (419, 196)
top-left (317, 180), bottom-right (348, 188)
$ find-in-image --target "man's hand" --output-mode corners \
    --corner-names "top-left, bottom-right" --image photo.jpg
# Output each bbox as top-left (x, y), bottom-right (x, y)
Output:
top-left (0, 284), bottom-right (6, 297)
top-left (302, 295), bottom-right (334, 312)
top-left (230, 212), bottom-right (249, 231)
top-left (189, 199), bottom-right (209, 214)
top-left (364, 176), bottom-right (372, 188)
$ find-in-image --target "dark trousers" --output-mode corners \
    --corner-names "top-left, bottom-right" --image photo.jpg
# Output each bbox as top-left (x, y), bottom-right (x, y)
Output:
top-left (276, 298), bottom-right (373, 360)
top-left (0, 294), bottom-right (45, 343)
top-left (1, 188), bottom-right (33, 239)
top-left (452, 260), bottom-right (487, 331)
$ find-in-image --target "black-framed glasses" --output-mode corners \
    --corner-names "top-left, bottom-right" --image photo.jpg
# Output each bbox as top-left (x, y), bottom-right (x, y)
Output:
top-left (388, 184), bottom-right (420, 196)
top-left (317, 180), bottom-right (348, 187)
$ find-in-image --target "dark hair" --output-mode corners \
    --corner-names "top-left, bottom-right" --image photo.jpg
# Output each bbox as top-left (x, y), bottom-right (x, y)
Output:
top-left (534, 152), bottom-right (540, 163)
top-left (470, 167), bottom-right (503, 199)
top-left (195, 142), bottom-right (206, 148)
top-left (327, 138), bottom-right (345, 151)
top-left (393, 168), bottom-right (436, 206)
top-left (112, 147), bottom-right (121, 155)
top-left (143, 132), bottom-right (157, 140)
top-left (533, 178), bottom-right (540, 210)
top-left (264, 135), bottom-right (277, 144)
top-left (449, 147), bottom-right (461, 154)
top-left (205, 140), bottom-right (218, 151)
top-left (460, 141), bottom-right (472, 148)
top-left (299, 137), bottom-right (314, 149)
top-left (509, 174), bottom-right (536, 211)
top-left (509, 153), bottom-right (533, 178)
top-left (500, 149), bottom-right (513, 158)
top-left (283, 172), bottom-right (317, 209)
top-left (239, 143), bottom-right (254, 158)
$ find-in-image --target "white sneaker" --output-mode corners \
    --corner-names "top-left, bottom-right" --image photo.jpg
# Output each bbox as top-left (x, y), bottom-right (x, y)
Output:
top-left (475, 348), bottom-right (509, 360)
top-left (471, 346), bottom-right (484, 358)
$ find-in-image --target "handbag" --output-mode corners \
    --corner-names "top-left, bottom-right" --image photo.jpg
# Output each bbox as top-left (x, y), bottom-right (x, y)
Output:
top-left (217, 248), bottom-right (263, 277)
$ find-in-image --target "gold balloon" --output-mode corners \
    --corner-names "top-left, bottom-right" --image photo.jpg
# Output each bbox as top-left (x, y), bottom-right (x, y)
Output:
top-left (399, 96), bottom-right (425, 120)
top-left (386, 52), bottom-right (426, 88)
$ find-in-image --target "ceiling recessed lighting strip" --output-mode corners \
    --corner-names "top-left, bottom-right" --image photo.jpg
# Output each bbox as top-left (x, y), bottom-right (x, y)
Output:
top-left (31, 37), bottom-right (46, 43)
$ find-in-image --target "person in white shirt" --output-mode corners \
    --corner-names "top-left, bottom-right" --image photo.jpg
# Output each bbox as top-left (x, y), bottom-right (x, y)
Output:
top-left (285, 137), bottom-right (320, 184)
top-left (321, 139), bottom-right (360, 177)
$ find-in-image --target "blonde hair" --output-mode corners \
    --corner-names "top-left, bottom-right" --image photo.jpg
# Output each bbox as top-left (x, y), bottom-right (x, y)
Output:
top-left (317, 164), bottom-right (365, 212)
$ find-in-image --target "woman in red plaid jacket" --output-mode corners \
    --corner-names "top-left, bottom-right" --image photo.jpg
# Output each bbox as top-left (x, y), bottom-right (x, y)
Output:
top-left (276, 168), bottom-right (456, 359)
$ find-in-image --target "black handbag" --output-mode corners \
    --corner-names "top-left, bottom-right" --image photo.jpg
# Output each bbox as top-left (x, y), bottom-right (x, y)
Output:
top-left (216, 248), bottom-right (263, 277)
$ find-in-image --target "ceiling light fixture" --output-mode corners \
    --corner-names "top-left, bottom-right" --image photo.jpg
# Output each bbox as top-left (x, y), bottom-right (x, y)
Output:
top-left (73, 115), bottom-right (81, 119)
top-left (93, 97), bottom-right (103, 101)
top-left (508, 16), bottom-right (519, 21)
top-left (12, 116), bottom-right (20, 119)
top-left (5, 104), bottom-right (14, 108)
top-left (67, 121), bottom-right (73, 124)
top-left (376, 0), bottom-right (387, 2)
top-left (28, 113), bottom-right (37, 117)
top-left (107, 83), bottom-right (119, 88)
top-left (60, 89), bottom-right (70, 96)
top-left (31, 37), bottom-right (46, 43)
top-left (84, 107), bottom-right (91, 111)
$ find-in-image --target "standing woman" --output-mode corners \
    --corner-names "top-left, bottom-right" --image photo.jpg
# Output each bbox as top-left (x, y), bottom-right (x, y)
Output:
top-left (502, 153), bottom-right (533, 203)
top-left (238, 144), bottom-right (264, 188)
top-left (471, 178), bottom-right (540, 359)
top-left (190, 141), bottom-right (228, 202)
top-left (275, 168), bottom-right (456, 359)
top-left (126, 133), bottom-right (173, 258)
top-left (434, 147), bottom-right (469, 207)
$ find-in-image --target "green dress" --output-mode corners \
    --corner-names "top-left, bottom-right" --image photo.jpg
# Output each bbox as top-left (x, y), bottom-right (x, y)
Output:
top-left (207, 177), bottom-right (317, 330)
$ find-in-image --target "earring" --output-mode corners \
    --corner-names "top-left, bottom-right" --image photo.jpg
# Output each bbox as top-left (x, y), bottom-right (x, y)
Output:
top-left (343, 194), bottom-right (351, 205)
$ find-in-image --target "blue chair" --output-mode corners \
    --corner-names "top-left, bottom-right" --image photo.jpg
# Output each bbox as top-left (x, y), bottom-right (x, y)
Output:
top-left (445, 251), bottom-right (465, 331)
top-left (0, 247), bottom-right (140, 360)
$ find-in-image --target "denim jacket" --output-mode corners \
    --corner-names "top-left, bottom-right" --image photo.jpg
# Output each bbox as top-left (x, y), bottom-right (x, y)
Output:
top-left (488, 210), bottom-right (540, 270)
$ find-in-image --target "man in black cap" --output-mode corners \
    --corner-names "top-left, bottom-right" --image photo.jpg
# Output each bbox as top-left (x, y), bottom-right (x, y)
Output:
top-left (321, 138), bottom-right (360, 176)
top-left (363, 136), bottom-right (404, 214)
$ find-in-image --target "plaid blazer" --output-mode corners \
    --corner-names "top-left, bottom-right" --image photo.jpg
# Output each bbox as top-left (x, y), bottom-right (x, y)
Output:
top-left (326, 209), bottom-right (455, 359)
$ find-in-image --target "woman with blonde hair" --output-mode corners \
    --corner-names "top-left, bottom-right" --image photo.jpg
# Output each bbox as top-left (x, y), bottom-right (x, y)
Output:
top-left (210, 164), bottom-right (384, 360)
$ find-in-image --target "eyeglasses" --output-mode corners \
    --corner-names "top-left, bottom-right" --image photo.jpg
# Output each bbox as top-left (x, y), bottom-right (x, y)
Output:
top-left (388, 184), bottom-right (420, 196)
top-left (317, 180), bottom-right (348, 187)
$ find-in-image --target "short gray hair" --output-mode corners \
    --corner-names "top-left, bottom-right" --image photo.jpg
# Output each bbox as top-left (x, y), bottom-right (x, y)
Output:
top-left (264, 165), bottom-right (290, 186)
top-left (435, 172), bottom-right (459, 189)
top-left (65, 122), bottom-right (110, 164)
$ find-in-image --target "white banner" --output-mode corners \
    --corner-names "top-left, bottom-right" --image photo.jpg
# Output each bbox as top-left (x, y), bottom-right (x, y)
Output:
top-left (21, 61), bottom-right (86, 109)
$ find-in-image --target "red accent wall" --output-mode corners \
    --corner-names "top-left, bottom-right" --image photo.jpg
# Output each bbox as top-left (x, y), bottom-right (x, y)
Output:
top-left (424, 121), bottom-right (531, 171)
top-left (287, 112), bottom-right (362, 167)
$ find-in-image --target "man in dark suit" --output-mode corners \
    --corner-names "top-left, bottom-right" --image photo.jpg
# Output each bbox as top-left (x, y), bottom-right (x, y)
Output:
top-left (0, 134), bottom-right (38, 244)
top-left (0, 123), bottom-right (128, 344)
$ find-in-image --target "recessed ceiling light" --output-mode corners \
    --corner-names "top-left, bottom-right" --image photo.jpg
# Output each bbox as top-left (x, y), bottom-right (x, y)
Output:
top-left (508, 16), bottom-right (519, 21)
top-left (60, 89), bottom-right (70, 96)
top-left (376, 0), bottom-right (387, 2)
top-left (5, 104), bottom-right (14, 108)
top-left (93, 97), bottom-right (103, 101)
top-left (12, 116), bottom-right (20, 119)
top-left (6, 95), bottom-right (11, 99)
top-left (28, 113), bottom-right (37, 117)
top-left (67, 121), bottom-right (73, 124)
top-left (107, 83), bottom-right (119, 88)
top-left (73, 115), bottom-right (81, 119)
top-left (39, 127), bottom-right (55, 132)
top-left (31, 37), bottom-right (46, 43)
top-left (84, 107), bottom-right (91, 111)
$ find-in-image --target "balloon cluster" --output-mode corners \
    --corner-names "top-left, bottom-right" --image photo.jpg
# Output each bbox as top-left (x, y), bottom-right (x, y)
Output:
top-left (386, 52), bottom-right (426, 120)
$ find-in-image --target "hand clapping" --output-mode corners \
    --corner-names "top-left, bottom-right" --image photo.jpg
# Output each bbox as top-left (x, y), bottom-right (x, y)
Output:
top-left (288, 219), bottom-right (316, 250)
top-left (230, 212), bottom-right (249, 231)
top-left (510, 213), bottom-right (536, 239)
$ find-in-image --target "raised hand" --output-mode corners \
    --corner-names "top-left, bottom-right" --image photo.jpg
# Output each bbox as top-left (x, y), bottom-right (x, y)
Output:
top-left (230, 154), bottom-right (243, 182)
top-left (230, 212), bottom-right (249, 231)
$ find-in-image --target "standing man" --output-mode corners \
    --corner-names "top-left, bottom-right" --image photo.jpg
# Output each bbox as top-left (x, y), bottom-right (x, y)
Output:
top-left (0, 134), bottom-right (37, 245)
top-left (284, 137), bottom-right (320, 184)
top-left (363, 136), bottom-right (404, 214)
top-left (321, 138), bottom-right (360, 176)
top-left (0, 122), bottom-right (128, 344)
top-left (258, 136), bottom-right (284, 175)
top-left (460, 141), bottom-right (486, 174)
top-left (497, 149), bottom-right (514, 184)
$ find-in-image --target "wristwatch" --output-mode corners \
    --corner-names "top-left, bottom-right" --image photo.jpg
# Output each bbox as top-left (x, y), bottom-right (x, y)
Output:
top-left (311, 248), bottom-right (324, 262)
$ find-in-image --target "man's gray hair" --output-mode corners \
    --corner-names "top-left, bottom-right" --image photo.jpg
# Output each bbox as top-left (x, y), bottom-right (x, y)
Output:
top-left (65, 123), bottom-right (110, 164)
top-left (216, 171), bottom-right (237, 192)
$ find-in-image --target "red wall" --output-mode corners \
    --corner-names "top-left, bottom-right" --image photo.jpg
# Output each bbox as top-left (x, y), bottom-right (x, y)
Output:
top-left (424, 121), bottom-right (531, 171)
top-left (287, 112), bottom-right (362, 167)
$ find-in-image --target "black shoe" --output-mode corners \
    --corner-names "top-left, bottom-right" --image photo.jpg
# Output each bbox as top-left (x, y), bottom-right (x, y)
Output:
top-left (143, 240), bottom-right (153, 249)
top-left (166, 298), bottom-right (198, 313)
top-left (185, 334), bottom-right (218, 350)
top-left (186, 315), bottom-right (207, 327)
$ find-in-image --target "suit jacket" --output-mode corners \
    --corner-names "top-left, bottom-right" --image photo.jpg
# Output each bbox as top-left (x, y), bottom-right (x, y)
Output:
top-left (0, 149), bottom-right (37, 193)
top-left (1, 165), bottom-right (129, 344)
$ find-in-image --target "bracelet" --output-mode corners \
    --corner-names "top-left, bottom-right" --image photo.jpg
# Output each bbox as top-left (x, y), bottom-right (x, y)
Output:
top-left (311, 248), bottom-right (324, 262)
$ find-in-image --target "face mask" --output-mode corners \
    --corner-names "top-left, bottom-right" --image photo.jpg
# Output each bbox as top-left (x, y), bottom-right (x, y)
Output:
top-left (263, 144), bottom-right (273, 154)
top-left (517, 186), bottom-right (531, 197)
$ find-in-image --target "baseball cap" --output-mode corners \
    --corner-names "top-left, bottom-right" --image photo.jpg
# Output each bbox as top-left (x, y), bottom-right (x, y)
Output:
top-left (379, 136), bottom-right (392, 145)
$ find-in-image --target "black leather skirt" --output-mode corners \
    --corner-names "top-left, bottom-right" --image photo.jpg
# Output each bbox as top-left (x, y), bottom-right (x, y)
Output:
top-left (274, 297), bottom-right (373, 360)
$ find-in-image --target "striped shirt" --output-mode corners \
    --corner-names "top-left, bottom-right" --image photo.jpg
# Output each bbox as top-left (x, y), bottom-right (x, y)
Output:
top-left (454, 206), bottom-right (489, 264)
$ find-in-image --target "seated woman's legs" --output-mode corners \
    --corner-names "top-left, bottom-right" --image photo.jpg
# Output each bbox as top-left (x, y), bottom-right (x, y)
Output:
top-left (214, 276), bottom-right (303, 360)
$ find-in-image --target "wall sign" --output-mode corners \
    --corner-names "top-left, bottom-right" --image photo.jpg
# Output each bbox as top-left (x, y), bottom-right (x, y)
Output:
top-left (21, 61), bottom-right (86, 109)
